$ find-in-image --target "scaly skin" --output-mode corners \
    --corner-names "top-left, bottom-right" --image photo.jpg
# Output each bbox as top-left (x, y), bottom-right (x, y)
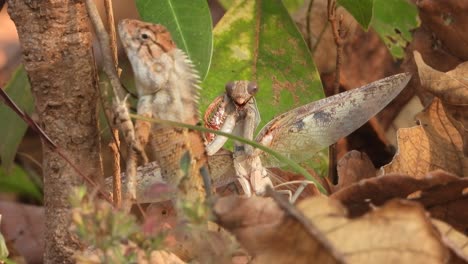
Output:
top-left (118, 19), bottom-right (207, 201)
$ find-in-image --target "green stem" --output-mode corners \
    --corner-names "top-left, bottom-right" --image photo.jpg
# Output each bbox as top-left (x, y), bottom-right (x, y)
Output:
top-left (130, 114), bottom-right (328, 194)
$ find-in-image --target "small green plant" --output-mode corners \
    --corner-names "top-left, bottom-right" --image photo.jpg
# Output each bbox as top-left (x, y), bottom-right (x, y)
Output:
top-left (69, 187), bottom-right (165, 263)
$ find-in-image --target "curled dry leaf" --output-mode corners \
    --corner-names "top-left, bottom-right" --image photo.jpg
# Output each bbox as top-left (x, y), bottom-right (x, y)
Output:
top-left (331, 170), bottom-right (459, 216)
top-left (409, 177), bottom-right (468, 234)
top-left (381, 98), bottom-right (468, 177)
top-left (331, 170), bottom-right (468, 234)
top-left (213, 195), bottom-right (345, 264)
top-left (415, 0), bottom-right (468, 60)
top-left (214, 194), bottom-right (467, 263)
top-left (334, 150), bottom-right (376, 192)
top-left (414, 50), bottom-right (468, 155)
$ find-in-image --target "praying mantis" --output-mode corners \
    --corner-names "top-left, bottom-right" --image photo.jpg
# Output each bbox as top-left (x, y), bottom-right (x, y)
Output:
top-left (204, 74), bottom-right (412, 197)
top-left (106, 73), bottom-right (411, 203)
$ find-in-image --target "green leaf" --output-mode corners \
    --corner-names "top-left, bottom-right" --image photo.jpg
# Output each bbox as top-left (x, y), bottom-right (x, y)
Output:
top-left (338, 0), bottom-right (374, 30)
top-left (0, 66), bottom-right (33, 172)
top-left (220, 0), bottom-right (306, 13)
top-left (135, 0), bottom-right (213, 80)
top-left (201, 0), bottom-right (324, 132)
top-left (0, 229), bottom-right (8, 260)
top-left (0, 164), bottom-right (43, 202)
top-left (371, 0), bottom-right (419, 58)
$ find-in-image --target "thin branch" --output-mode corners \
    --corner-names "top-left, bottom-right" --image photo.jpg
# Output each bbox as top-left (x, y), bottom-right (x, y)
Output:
top-left (310, 22), bottom-right (328, 55)
top-left (110, 130), bottom-right (122, 208)
top-left (305, 0), bottom-right (316, 49)
top-left (85, 0), bottom-right (126, 101)
top-left (327, 0), bottom-right (343, 94)
top-left (102, 0), bottom-right (123, 209)
top-left (0, 88), bottom-right (113, 203)
top-left (104, 0), bottom-right (118, 66)
top-left (327, 0), bottom-right (345, 184)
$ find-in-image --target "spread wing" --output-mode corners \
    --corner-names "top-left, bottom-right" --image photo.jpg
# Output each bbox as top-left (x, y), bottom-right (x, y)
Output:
top-left (256, 73), bottom-right (412, 168)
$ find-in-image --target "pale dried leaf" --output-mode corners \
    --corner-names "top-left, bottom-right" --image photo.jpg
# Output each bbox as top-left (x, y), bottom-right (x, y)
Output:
top-left (414, 50), bottom-right (468, 155)
top-left (213, 196), bottom-right (345, 264)
top-left (300, 198), bottom-right (454, 263)
top-left (149, 250), bottom-right (186, 264)
top-left (432, 219), bottom-right (468, 259)
top-left (381, 99), bottom-right (468, 177)
top-left (214, 194), bottom-right (463, 263)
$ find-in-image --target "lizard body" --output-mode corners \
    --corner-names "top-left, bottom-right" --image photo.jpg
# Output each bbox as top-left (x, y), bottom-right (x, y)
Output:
top-left (117, 19), bottom-right (206, 201)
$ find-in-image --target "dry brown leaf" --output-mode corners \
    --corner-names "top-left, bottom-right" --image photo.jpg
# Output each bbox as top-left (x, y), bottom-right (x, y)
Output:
top-left (330, 170), bottom-right (468, 234)
top-left (299, 198), bottom-right (465, 263)
top-left (381, 98), bottom-right (468, 177)
top-left (147, 250), bottom-right (186, 264)
top-left (214, 194), bottom-right (467, 263)
top-left (213, 195), bottom-right (346, 264)
top-left (409, 178), bottom-right (468, 234)
top-left (330, 170), bottom-right (459, 217)
top-left (334, 150), bottom-right (376, 192)
top-left (414, 0), bottom-right (468, 60)
top-left (414, 50), bottom-right (468, 155)
top-left (0, 201), bottom-right (44, 264)
top-left (432, 219), bottom-right (468, 259)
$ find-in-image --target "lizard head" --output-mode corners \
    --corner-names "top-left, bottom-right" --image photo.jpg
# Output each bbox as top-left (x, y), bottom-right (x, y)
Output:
top-left (225, 81), bottom-right (258, 106)
top-left (118, 19), bottom-right (176, 60)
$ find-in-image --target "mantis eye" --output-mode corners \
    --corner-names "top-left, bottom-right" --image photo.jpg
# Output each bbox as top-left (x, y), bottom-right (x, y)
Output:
top-left (225, 82), bottom-right (235, 93)
top-left (247, 81), bottom-right (258, 95)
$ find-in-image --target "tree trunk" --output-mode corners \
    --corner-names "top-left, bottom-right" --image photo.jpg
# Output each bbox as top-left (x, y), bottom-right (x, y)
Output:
top-left (7, 1), bottom-right (103, 263)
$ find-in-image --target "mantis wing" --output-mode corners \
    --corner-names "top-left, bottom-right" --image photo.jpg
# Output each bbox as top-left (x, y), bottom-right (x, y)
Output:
top-left (256, 73), bottom-right (412, 168)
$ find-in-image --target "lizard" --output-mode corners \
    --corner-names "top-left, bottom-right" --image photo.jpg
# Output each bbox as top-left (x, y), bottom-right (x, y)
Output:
top-left (115, 19), bottom-right (207, 204)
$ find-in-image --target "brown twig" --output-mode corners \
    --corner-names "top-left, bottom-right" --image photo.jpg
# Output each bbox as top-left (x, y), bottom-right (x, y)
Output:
top-left (103, 0), bottom-right (123, 209)
top-left (310, 22), bottom-right (328, 55)
top-left (110, 130), bottom-right (122, 208)
top-left (85, 0), bottom-right (126, 101)
top-left (0, 88), bottom-right (113, 203)
top-left (305, 0), bottom-right (316, 49)
top-left (327, 0), bottom-right (345, 184)
top-left (327, 0), bottom-right (343, 94)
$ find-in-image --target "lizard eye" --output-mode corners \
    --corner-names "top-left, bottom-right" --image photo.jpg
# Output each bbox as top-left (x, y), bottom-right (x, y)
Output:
top-left (140, 33), bottom-right (149, 40)
top-left (247, 82), bottom-right (258, 95)
top-left (225, 82), bottom-right (235, 93)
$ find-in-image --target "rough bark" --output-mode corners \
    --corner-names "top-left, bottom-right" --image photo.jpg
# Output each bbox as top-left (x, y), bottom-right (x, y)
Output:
top-left (7, 1), bottom-right (103, 263)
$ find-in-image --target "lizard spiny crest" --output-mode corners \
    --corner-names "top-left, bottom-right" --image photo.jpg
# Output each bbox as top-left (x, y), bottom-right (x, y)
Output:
top-left (118, 19), bottom-right (201, 124)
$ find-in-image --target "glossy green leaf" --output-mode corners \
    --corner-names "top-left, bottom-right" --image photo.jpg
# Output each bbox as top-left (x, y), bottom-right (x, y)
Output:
top-left (219, 0), bottom-right (306, 13)
top-left (136, 0), bottom-right (213, 80)
top-left (338, 0), bottom-right (374, 30)
top-left (0, 66), bottom-right (33, 172)
top-left (371, 0), bottom-right (419, 58)
top-left (201, 0), bottom-right (324, 131)
top-left (0, 164), bottom-right (43, 202)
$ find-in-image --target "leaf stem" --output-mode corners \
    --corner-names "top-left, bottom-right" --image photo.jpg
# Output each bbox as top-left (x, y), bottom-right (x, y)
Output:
top-left (130, 114), bottom-right (328, 194)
